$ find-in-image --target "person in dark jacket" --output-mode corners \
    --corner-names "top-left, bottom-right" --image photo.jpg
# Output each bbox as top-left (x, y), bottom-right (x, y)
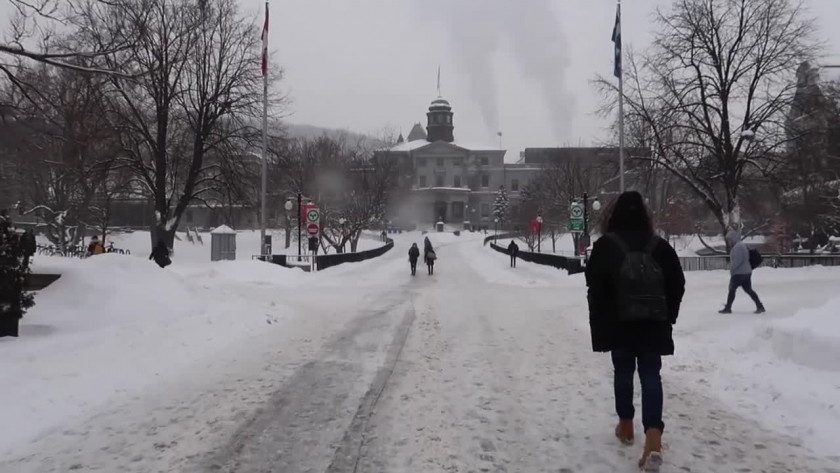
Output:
top-left (149, 240), bottom-right (171, 268)
top-left (507, 240), bottom-right (519, 268)
top-left (408, 243), bottom-right (420, 276)
top-left (585, 191), bottom-right (685, 471)
top-left (21, 229), bottom-right (36, 268)
top-left (423, 237), bottom-right (436, 275)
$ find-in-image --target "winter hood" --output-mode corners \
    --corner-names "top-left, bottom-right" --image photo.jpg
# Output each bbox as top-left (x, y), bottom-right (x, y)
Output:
top-left (725, 230), bottom-right (741, 247)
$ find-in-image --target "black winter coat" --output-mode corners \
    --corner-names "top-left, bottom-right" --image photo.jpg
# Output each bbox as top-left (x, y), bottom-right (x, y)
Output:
top-left (585, 231), bottom-right (685, 355)
top-left (408, 247), bottom-right (420, 261)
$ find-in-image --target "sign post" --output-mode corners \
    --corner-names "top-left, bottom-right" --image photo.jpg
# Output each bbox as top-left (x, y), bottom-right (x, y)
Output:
top-left (305, 208), bottom-right (320, 272)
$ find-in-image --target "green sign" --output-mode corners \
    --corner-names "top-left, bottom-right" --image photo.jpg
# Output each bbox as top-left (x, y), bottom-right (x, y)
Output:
top-left (306, 208), bottom-right (320, 224)
top-left (569, 219), bottom-right (584, 232)
top-left (569, 202), bottom-right (584, 219)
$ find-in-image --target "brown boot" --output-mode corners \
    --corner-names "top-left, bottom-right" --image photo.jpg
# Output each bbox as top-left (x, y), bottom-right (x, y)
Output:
top-left (614, 419), bottom-right (634, 445)
top-left (638, 428), bottom-right (663, 471)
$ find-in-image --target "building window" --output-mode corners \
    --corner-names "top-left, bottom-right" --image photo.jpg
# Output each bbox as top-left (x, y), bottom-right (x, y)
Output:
top-left (481, 174), bottom-right (490, 188)
top-left (511, 179), bottom-right (519, 191)
top-left (454, 157), bottom-right (463, 166)
top-left (437, 157), bottom-right (444, 166)
top-left (480, 156), bottom-right (489, 166)
top-left (418, 175), bottom-right (426, 187)
top-left (481, 203), bottom-right (490, 218)
top-left (454, 175), bottom-right (461, 187)
top-left (417, 158), bottom-right (426, 167)
top-left (446, 115), bottom-right (452, 124)
top-left (435, 174), bottom-right (444, 187)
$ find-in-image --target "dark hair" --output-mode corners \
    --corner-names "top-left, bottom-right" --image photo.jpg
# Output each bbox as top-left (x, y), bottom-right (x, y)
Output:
top-left (599, 191), bottom-right (654, 235)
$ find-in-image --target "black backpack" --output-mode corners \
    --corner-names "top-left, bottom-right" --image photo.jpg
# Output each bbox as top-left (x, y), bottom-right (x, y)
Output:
top-left (606, 234), bottom-right (669, 323)
top-left (748, 248), bottom-right (763, 269)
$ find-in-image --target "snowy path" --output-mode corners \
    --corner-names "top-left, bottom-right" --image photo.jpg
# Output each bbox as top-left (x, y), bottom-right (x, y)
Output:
top-left (3, 235), bottom-right (839, 472)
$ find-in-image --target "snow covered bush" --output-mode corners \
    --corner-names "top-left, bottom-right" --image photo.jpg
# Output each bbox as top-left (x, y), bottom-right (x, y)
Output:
top-left (0, 211), bottom-right (35, 337)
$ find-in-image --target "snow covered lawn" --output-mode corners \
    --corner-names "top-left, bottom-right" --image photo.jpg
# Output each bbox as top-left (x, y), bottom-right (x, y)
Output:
top-left (1, 254), bottom-right (299, 450)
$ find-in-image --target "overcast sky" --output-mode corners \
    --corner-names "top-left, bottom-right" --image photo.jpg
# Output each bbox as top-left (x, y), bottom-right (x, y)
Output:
top-left (235, 0), bottom-right (840, 160)
top-left (3, 0), bottom-right (840, 160)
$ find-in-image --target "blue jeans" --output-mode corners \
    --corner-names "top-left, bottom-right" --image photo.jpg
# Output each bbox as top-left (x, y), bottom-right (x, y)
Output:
top-left (611, 350), bottom-right (664, 432)
top-left (725, 274), bottom-right (763, 310)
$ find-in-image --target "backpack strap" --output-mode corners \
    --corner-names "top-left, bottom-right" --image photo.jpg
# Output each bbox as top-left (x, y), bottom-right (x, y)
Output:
top-left (644, 236), bottom-right (660, 255)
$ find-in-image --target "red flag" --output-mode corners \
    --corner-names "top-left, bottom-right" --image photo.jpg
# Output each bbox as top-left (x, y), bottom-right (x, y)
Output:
top-left (261, 2), bottom-right (268, 76)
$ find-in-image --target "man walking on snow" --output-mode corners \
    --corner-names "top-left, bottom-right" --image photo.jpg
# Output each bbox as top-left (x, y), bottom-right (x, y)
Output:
top-left (508, 240), bottom-right (519, 268)
top-left (719, 230), bottom-right (765, 314)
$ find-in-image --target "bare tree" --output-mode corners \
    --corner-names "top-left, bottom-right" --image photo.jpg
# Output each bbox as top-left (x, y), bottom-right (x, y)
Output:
top-left (1, 0), bottom-right (141, 81)
top-left (596, 0), bottom-right (819, 239)
top-left (91, 0), bottom-right (268, 249)
top-left (1, 61), bottom-right (121, 251)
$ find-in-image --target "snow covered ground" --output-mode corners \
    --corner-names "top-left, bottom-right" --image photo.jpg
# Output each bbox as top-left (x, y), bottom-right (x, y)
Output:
top-left (2, 231), bottom-right (839, 471)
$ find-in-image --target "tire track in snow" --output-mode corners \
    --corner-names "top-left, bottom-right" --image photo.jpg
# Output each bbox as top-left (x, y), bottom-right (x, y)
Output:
top-left (325, 298), bottom-right (416, 473)
top-left (201, 293), bottom-right (413, 473)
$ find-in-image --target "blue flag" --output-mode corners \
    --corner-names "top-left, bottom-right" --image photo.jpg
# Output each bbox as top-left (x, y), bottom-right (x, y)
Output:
top-left (611, 3), bottom-right (622, 79)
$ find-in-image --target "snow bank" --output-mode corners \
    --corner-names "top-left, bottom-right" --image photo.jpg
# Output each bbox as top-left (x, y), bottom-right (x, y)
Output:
top-left (757, 297), bottom-right (840, 372)
top-left (0, 253), bottom-right (293, 449)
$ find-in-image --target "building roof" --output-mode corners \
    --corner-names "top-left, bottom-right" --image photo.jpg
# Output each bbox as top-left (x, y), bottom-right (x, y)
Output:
top-left (386, 139), bottom-right (503, 153)
top-left (407, 123), bottom-right (427, 142)
top-left (429, 97), bottom-right (452, 110)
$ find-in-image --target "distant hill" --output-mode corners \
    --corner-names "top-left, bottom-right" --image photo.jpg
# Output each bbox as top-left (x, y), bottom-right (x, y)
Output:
top-left (281, 123), bottom-right (389, 150)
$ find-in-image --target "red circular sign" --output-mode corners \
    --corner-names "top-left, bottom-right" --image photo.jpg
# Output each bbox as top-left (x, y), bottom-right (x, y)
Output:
top-left (307, 223), bottom-right (320, 236)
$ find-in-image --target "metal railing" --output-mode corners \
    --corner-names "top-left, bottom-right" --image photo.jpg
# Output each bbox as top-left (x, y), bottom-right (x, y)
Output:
top-left (678, 254), bottom-right (840, 271)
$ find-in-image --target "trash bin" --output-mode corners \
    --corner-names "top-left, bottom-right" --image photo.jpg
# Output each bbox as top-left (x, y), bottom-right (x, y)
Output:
top-left (210, 225), bottom-right (237, 261)
top-left (436, 221), bottom-right (444, 232)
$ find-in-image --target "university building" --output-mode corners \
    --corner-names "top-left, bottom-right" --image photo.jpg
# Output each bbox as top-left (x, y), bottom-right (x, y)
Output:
top-left (376, 97), bottom-right (540, 227)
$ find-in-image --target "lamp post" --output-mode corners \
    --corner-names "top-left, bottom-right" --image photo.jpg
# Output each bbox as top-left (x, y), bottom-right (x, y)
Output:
top-left (494, 217), bottom-right (499, 244)
top-left (579, 193), bottom-right (601, 258)
top-left (537, 215), bottom-right (544, 253)
top-left (284, 199), bottom-right (294, 251)
top-left (296, 193), bottom-right (302, 261)
top-left (339, 217), bottom-right (347, 253)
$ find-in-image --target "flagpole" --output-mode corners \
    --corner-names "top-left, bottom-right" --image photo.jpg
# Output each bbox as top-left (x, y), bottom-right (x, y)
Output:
top-left (618, 59), bottom-right (625, 193)
top-left (260, 0), bottom-right (269, 256)
top-left (617, 0), bottom-right (625, 193)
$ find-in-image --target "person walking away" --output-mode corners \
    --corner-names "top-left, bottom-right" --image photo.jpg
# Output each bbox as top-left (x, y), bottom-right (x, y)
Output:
top-left (426, 248), bottom-right (436, 275)
top-left (408, 243), bottom-right (420, 276)
top-left (719, 230), bottom-right (765, 314)
top-left (508, 240), bottom-right (519, 268)
top-left (423, 237), bottom-right (435, 275)
top-left (150, 240), bottom-right (171, 268)
top-left (585, 191), bottom-right (686, 471)
top-left (22, 229), bottom-right (36, 268)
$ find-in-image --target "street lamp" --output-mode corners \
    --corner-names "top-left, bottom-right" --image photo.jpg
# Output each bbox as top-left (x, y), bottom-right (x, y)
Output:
top-left (494, 217), bottom-right (499, 244)
top-left (286, 193), bottom-right (303, 261)
top-left (578, 193), bottom-right (602, 258)
top-left (338, 217), bottom-right (347, 252)
top-left (536, 215), bottom-right (544, 253)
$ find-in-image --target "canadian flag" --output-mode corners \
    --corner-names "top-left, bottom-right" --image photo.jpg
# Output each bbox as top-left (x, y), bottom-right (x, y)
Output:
top-left (260, 2), bottom-right (268, 76)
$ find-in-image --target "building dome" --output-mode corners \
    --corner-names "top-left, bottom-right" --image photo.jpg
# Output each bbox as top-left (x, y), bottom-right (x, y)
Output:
top-left (429, 97), bottom-right (452, 111)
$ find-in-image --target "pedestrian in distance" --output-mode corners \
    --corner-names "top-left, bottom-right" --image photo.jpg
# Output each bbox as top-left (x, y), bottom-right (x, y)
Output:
top-left (408, 243), bottom-right (420, 276)
top-left (719, 230), bottom-right (765, 314)
top-left (150, 240), bottom-right (172, 268)
top-left (585, 191), bottom-right (686, 472)
top-left (21, 229), bottom-right (36, 268)
top-left (508, 240), bottom-right (519, 268)
top-left (423, 237), bottom-right (436, 275)
top-left (87, 236), bottom-right (105, 257)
